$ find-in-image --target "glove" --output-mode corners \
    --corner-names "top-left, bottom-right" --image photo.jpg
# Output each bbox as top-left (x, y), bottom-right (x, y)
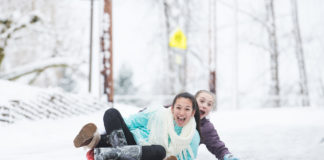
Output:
top-left (86, 149), bottom-right (94, 160)
top-left (223, 154), bottom-right (239, 160)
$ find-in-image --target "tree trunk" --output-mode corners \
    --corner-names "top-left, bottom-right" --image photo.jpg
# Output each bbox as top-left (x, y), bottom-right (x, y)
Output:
top-left (291, 0), bottom-right (310, 106)
top-left (208, 0), bottom-right (217, 109)
top-left (0, 49), bottom-right (4, 68)
top-left (163, 0), bottom-right (188, 94)
top-left (233, 0), bottom-right (239, 109)
top-left (265, 0), bottom-right (280, 107)
top-left (163, 0), bottom-right (175, 94)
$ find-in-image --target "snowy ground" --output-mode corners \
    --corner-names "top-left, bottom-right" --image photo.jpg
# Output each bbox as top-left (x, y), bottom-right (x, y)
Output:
top-left (1, 104), bottom-right (324, 160)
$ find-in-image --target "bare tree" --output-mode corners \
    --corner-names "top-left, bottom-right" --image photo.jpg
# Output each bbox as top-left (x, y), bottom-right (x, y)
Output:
top-left (290, 0), bottom-right (310, 106)
top-left (265, 0), bottom-right (280, 107)
top-left (163, 0), bottom-right (189, 94)
top-left (208, 0), bottom-right (217, 109)
top-left (0, 0), bottom-right (94, 93)
top-left (162, 0), bottom-right (175, 94)
top-left (217, 0), bottom-right (281, 108)
top-left (233, 0), bottom-right (239, 109)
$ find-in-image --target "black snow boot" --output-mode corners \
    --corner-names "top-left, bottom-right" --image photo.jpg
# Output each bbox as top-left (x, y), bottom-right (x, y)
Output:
top-left (108, 129), bottom-right (128, 147)
top-left (94, 145), bottom-right (142, 160)
top-left (98, 129), bottom-right (128, 148)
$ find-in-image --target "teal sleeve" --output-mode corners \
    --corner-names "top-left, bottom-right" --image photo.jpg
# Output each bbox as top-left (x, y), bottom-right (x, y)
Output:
top-left (125, 111), bottom-right (150, 131)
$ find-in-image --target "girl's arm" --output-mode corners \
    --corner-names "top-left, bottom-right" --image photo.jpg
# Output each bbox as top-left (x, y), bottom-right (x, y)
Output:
top-left (201, 120), bottom-right (230, 159)
top-left (125, 111), bottom-right (150, 130)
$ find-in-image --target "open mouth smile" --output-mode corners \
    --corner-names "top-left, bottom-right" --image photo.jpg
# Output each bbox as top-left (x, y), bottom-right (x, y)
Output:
top-left (175, 116), bottom-right (187, 126)
top-left (200, 110), bottom-right (206, 115)
top-left (177, 116), bottom-right (186, 122)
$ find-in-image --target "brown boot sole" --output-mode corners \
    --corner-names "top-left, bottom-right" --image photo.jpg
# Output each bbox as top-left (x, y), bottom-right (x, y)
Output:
top-left (73, 123), bottom-right (97, 148)
top-left (165, 156), bottom-right (177, 160)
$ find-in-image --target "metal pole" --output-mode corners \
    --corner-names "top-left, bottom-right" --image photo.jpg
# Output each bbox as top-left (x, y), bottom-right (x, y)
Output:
top-left (89, 0), bottom-right (94, 92)
top-left (234, 0), bottom-right (239, 109)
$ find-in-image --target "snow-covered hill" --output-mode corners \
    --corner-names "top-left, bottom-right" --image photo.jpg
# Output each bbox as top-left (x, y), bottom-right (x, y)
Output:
top-left (1, 103), bottom-right (323, 160)
top-left (0, 80), bottom-right (108, 123)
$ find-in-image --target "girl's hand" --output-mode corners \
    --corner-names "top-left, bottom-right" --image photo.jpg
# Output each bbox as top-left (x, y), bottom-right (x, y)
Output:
top-left (223, 154), bottom-right (239, 160)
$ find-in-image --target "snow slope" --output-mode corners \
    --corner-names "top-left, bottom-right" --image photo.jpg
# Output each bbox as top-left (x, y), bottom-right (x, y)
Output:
top-left (1, 104), bottom-right (323, 160)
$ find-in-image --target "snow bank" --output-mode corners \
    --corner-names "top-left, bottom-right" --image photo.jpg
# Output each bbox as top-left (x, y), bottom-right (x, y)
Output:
top-left (0, 104), bottom-right (323, 160)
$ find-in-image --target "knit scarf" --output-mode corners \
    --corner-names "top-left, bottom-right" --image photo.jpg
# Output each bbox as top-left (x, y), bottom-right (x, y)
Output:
top-left (146, 107), bottom-right (196, 160)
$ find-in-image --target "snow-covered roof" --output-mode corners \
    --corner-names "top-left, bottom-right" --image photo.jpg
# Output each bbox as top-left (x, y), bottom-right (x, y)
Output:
top-left (0, 80), bottom-right (109, 124)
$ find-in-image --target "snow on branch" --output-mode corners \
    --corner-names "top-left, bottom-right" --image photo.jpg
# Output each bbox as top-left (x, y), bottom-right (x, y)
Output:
top-left (0, 57), bottom-right (78, 80)
top-left (0, 12), bottom-right (41, 46)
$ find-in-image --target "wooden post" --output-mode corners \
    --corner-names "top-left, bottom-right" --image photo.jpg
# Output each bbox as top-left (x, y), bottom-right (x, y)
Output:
top-left (101, 0), bottom-right (114, 103)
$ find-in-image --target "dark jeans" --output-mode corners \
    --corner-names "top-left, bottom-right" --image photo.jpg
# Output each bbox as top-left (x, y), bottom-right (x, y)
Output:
top-left (97, 108), bottom-right (166, 160)
top-left (97, 107), bottom-right (137, 146)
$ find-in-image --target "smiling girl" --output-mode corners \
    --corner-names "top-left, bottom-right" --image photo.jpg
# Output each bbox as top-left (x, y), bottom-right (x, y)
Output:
top-left (74, 92), bottom-right (201, 160)
top-left (195, 90), bottom-right (239, 160)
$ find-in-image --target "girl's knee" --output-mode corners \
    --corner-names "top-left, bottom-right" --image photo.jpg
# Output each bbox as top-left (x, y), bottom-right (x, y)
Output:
top-left (104, 108), bottom-right (120, 120)
top-left (142, 145), bottom-right (166, 160)
top-left (106, 108), bottom-right (118, 114)
top-left (152, 145), bottom-right (166, 159)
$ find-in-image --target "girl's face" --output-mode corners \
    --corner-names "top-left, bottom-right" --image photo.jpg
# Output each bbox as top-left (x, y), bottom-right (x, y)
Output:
top-left (171, 97), bottom-right (196, 127)
top-left (196, 92), bottom-right (214, 119)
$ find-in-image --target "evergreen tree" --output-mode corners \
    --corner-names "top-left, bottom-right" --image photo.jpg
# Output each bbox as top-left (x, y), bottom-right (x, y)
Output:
top-left (115, 64), bottom-right (136, 95)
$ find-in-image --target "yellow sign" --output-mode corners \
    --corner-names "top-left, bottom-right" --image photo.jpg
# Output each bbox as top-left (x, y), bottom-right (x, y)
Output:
top-left (169, 28), bottom-right (187, 49)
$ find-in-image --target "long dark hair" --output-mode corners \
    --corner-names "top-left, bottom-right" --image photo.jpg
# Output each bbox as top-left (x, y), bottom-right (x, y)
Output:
top-left (171, 92), bottom-right (201, 137)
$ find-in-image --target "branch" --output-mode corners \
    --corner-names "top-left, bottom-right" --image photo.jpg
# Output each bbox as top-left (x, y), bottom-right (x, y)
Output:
top-left (248, 41), bottom-right (271, 53)
top-left (217, 0), bottom-right (269, 29)
top-left (0, 14), bottom-right (40, 45)
top-left (0, 50), bottom-right (4, 66)
top-left (0, 57), bottom-right (77, 80)
top-left (188, 49), bottom-right (209, 69)
top-left (28, 70), bottom-right (42, 85)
